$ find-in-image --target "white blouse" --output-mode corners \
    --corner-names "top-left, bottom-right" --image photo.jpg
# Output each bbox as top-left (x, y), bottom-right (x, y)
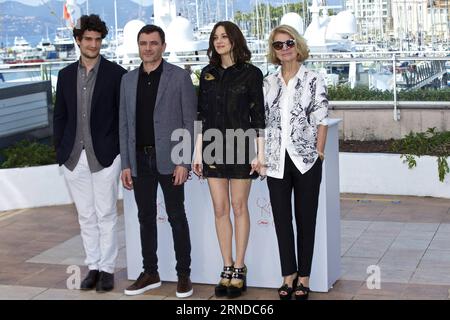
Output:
top-left (263, 64), bottom-right (329, 179)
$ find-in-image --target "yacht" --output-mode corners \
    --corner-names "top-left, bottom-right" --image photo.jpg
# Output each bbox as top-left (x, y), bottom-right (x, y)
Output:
top-left (10, 36), bottom-right (33, 53)
top-left (36, 38), bottom-right (57, 60)
top-left (6, 37), bottom-right (45, 65)
top-left (53, 27), bottom-right (75, 59)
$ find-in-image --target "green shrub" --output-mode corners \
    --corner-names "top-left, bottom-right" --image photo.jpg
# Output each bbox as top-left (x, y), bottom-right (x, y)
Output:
top-left (1, 140), bottom-right (56, 169)
top-left (391, 128), bottom-right (450, 182)
top-left (397, 88), bottom-right (450, 101)
top-left (328, 85), bottom-right (393, 101)
top-left (327, 85), bottom-right (450, 101)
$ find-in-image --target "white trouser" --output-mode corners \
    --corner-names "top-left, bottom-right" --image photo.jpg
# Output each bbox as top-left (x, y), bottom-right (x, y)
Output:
top-left (63, 150), bottom-right (121, 274)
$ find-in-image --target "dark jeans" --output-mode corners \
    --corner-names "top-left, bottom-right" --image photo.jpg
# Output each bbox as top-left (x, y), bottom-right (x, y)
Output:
top-left (267, 152), bottom-right (322, 278)
top-left (132, 150), bottom-right (191, 276)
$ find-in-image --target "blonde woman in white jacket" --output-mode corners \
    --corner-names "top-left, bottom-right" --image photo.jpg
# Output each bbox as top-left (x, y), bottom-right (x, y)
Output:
top-left (262, 25), bottom-right (328, 300)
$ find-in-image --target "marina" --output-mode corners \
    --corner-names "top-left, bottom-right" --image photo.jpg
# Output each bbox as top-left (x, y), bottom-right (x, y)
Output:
top-left (0, 0), bottom-right (448, 147)
top-left (1, 1), bottom-right (448, 88)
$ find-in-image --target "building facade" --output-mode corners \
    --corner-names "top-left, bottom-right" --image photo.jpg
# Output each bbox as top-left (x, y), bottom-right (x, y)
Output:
top-left (346, 0), bottom-right (448, 49)
top-left (391, 0), bottom-right (449, 49)
top-left (345, 0), bottom-right (392, 42)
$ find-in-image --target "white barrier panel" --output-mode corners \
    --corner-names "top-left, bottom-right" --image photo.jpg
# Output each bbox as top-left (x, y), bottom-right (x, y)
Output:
top-left (0, 165), bottom-right (123, 212)
top-left (124, 119), bottom-right (341, 292)
top-left (0, 165), bottom-right (72, 211)
top-left (340, 152), bottom-right (450, 198)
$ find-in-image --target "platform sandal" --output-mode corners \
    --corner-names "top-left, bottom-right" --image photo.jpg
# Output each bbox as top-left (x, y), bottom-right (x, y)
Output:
top-left (227, 265), bottom-right (247, 299)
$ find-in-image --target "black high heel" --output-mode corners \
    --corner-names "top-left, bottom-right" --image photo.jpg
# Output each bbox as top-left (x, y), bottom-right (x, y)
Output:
top-left (227, 265), bottom-right (247, 299)
top-left (294, 282), bottom-right (310, 300)
top-left (214, 265), bottom-right (234, 297)
top-left (278, 277), bottom-right (298, 300)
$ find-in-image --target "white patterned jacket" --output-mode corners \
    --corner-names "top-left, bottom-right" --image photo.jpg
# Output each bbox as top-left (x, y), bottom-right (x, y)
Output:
top-left (263, 64), bottom-right (329, 178)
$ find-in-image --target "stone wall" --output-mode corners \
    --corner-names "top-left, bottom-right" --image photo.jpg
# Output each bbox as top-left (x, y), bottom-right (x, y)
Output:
top-left (329, 101), bottom-right (450, 140)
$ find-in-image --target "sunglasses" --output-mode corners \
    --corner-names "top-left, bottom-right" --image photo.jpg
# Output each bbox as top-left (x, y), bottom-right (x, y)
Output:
top-left (272, 39), bottom-right (296, 51)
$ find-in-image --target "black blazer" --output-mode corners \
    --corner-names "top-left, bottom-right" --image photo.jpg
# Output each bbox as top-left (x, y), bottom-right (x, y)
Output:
top-left (53, 56), bottom-right (127, 167)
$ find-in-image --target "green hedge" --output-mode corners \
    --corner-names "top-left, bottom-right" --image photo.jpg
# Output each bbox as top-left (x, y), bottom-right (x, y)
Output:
top-left (1, 140), bottom-right (56, 169)
top-left (192, 84), bottom-right (449, 101)
top-left (327, 85), bottom-right (450, 101)
top-left (328, 85), bottom-right (392, 101)
top-left (397, 88), bottom-right (450, 101)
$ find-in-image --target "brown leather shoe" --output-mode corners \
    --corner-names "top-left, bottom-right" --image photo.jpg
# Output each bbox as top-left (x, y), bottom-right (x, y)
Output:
top-left (124, 272), bottom-right (161, 296)
top-left (176, 275), bottom-right (193, 298)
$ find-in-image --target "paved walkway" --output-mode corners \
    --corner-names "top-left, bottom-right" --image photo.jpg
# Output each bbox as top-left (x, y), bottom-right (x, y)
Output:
top-left (0, 193), bottom-right (449, 300)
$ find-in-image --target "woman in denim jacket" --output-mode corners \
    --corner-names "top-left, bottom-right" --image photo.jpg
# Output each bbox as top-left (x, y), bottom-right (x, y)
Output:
top-left (193, 21), bottom-right (265, 299)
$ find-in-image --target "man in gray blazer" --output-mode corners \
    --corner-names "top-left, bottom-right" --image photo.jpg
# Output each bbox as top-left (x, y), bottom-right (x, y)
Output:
top-left (119, 25), bottom-right (197, 298)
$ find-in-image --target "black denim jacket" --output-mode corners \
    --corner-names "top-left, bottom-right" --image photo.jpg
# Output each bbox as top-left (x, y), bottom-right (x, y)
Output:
top-left (197, 62), bottom-right (265, 135)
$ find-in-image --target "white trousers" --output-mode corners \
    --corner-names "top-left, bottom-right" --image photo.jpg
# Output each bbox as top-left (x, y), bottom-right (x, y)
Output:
top-left (63, 150), bottom-right (121, 274)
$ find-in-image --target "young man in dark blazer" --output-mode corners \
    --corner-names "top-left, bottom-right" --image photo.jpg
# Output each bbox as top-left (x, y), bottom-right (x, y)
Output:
top-left (119, 25), bottom-right (197, 298)
top-left (53, 14), bottom-right (127, 292)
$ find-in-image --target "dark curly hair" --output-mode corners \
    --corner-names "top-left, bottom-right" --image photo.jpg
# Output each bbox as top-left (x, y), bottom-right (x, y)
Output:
top-left (207, 21), bottom-right (251, 66)
top-left (73, 14), bottom-right (108, 41)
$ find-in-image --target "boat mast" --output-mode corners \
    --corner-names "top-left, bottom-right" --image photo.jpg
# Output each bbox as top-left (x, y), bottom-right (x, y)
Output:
top-left (255, 0), bottom-right (260, 53)
top-left (205, 0), bottom-right (212, 23)
top-left (429, 0), bottom-right (436, 48)
top-left (302, 0), bottom-right (307, 32)
top-left (114, 0), bottom-right (118, 47)
top-left (225, 0), bottom-right (229, 21)
top-left (195, 0), bottom-right (200, 30)
top-left (379, 0), bottom-right (383, 48)
top-left (415, 1), bottom-right (420, 50)
top-left (216, 0), bottom-right (220, 21)
top-left (231, 0), bottom-right (235, 21)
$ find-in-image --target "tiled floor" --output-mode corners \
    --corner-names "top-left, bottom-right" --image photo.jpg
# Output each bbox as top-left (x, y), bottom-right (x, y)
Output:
top-left (0, 193), bottom-right (450, 300)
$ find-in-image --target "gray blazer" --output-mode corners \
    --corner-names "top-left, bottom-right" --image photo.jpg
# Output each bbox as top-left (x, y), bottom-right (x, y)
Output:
top-left (119, 60), bottom-right (197, 176)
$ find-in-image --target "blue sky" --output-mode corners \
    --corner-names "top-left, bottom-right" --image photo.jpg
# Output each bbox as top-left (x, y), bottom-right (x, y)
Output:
top-left (0, 0), bottom-right (342, 7)
top-left (0, 0), bottom-right (153, 6)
